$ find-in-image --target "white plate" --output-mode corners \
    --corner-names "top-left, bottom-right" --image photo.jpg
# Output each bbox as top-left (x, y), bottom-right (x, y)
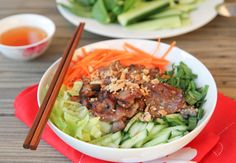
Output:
top-left (56, 0), bottom-right (223, 39)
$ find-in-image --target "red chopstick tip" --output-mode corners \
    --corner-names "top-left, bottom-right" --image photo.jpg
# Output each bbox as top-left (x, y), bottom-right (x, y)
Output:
top-left (29, 145), bottom-right (37, 150)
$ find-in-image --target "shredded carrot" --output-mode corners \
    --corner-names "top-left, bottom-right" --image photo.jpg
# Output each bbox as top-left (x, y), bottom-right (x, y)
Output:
top-left (152, 37), bottom-right (161, 56)
top-left (161, 41), bottom-right (176, 59)
top-left (124, 42), bottom-right (151, 56)
top-left (81, 47), bottom-right (87, 56)
top-left (63, 41), bottom-right (175, 87)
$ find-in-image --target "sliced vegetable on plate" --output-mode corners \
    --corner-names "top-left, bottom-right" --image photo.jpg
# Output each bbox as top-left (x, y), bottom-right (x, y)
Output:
top-left (58, 0), bottom-right (203, 30)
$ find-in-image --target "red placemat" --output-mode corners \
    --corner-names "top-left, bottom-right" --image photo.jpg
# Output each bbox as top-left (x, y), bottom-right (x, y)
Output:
top-left (14, 85), bottom-right (236, 163)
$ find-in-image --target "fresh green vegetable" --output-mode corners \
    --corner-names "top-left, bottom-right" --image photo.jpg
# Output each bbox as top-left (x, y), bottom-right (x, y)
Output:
top-left (164, 114), bottom-right (187, 126)
top-left (143, 128), bottom-right (171, 147)
top-left (92, 0), bottom-right (111, 23)
top-left (123, 0), bottom-right (136, 12)
top-left (126, 16), bottom-right (182, 31)
top-left (188, 116), bottom-right (197, 130)
top-left (59, 1), bottom-right (92, 18)
top-left (75, 0), bottom-right (96, 6)
top-left (118, 0), bottom-right (169, 26)
top-left (121, 130), bottom-right (147, 148)
top-left (197, 108), bottom-right (204, 120)
top-left (124, 112), bottom-right (142, 132)
top-left (149, 8), bottom-right (182, 19)
top-left (160, 62), bottom-right (208, 108)
top-left (67, 80), bottom-right (83, 96)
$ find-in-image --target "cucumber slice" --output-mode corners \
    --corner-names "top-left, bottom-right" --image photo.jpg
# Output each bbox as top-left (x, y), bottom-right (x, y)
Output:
top-left (126, 16), bottom-right (182, 31)
top-left (143, 128), bottom-right (171, 147)
top-left (129, 122), bottom-right (147, 137)
top-left (171, 130), bottom-right (184, 138)
top-left (137, 125), bottom-right (167, 147)
top-left (134, 139), bottom-right (145, 148)
top-left (107, 142), bottom-right (119, 148)
top-left (149, 125), bottom-right (167, 136)
top-left (164, 114), bottom-right (187, 126)
top-left (168, 125), bottom-right (188, 132)
top-left (172, 4), bottom-right (197, 12)
top-left (118, 0), bottom-right (169, 26)
top-left (94, 131), bottom-right (122, 146)
top-left (168, 135), bottom-right (183, 143)
top-left (114, 137), bottom-right (122, 146)
top-left (124, 112), bottom-right (142, 132)
top-left (149, 8), bottom-right (182, 19)
top-left (146, 122), bottom-right (155, 133)
top-left (121, 130), bottom-right (147, 148)
top-left (122, 133), bottom-right (130, 141)
top-left (90, 133), bottom-right (112, 144)
top-left (178, 0), bottom-right (196, 4)
top-left (155, 118), bottom-right (167, 125)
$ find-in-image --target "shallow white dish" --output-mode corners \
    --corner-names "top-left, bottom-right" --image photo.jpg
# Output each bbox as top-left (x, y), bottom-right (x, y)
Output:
top-left (38, 39), bottom-right (217, 162)
top-left (0, 14), bottom-right (55, 61)
top-left (56, 0), bottom-right (223, 39)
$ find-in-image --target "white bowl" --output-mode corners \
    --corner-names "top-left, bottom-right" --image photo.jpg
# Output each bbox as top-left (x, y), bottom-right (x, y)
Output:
top-left (0, 14), bottom-right (55, 61)
top-left (37, 39), bottom-right (217, 162)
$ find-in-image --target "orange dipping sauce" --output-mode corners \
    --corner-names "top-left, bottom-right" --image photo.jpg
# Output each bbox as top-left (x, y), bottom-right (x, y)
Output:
top-left (0, 26), bottom-right (47, 46)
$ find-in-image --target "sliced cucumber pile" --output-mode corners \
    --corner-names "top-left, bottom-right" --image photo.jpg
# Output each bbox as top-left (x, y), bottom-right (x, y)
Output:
top-left (91, 112), bottom-right (198, 148)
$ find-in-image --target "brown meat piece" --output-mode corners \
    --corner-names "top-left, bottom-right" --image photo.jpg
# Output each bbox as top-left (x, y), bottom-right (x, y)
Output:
top-left (145, 83), bottom-right (185, 118)
top-left (149, 68), bottom-right (160, 79)
top-left (80, 83), bottom-right (96, 97)
top-left (112, 120), bottom-right (126, 132)
top-left (115, 88), bottom-right (142, 108)
top-left (91, 91), bottom-right (122, 122)
top-left (80, 97), bottom-right (91, 108)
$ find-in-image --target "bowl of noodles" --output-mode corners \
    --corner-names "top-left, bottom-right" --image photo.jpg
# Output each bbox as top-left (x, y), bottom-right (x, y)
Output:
top-left (37, 39), bottom-right (217, 162)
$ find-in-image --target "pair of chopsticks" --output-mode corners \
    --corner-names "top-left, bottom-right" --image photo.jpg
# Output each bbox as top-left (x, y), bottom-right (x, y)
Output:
top-left (23, 23), bottom-right (85, 150)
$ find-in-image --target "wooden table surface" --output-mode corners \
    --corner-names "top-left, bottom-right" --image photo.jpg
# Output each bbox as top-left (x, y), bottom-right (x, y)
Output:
top-left (0, 0), bottom-right (236, 162)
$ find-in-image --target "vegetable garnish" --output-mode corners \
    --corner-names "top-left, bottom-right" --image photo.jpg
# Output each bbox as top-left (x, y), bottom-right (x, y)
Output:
top-left (64, 41), bottom-right (175, 88)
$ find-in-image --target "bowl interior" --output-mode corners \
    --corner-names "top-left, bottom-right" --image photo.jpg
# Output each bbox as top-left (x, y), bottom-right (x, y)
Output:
top-left (37, 39), bottom-right (217, 161)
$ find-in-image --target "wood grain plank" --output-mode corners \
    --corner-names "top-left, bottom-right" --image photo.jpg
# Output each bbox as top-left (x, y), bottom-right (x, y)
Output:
top-left (0, 117), bottom-right (70, 163)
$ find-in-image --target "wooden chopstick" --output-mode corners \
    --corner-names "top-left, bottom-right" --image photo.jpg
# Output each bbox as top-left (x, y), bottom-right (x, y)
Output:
top-left (23, 22), bottom-right (85, 150)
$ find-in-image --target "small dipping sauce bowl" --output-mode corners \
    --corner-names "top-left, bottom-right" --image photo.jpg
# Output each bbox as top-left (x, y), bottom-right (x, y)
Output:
top-left (0, 14), bottom-right (56, 61)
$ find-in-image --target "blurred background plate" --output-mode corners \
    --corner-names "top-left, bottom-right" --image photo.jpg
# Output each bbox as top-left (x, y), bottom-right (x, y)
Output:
top-left (57, 0), bottom-right (223, 39)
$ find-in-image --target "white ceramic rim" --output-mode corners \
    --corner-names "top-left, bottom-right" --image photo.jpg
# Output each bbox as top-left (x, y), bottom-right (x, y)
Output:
top-left (0, 14), bottom-right (56, 49)
top-left (37, 39), bottom-right (217, 152)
